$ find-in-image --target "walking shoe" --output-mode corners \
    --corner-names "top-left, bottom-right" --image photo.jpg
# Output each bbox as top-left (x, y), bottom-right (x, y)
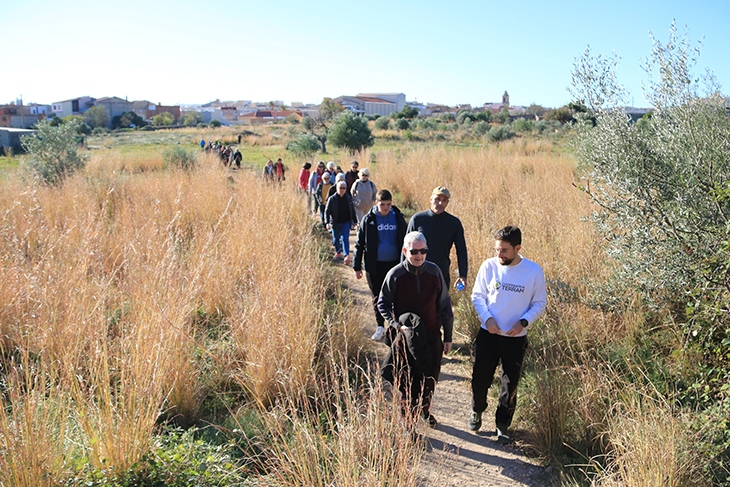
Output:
top-left (496, 426), bottom-right (513, 444)
top-left (424, 414), bottom-right (437, 428)
top-left (334, 252), bottom-right (342, 260)
top-left (371, 326), bottom-right (385, 341)
top-left (343, 254), bottom-right (351, 266)
top-left (468, 411), bottom-right (482, 431)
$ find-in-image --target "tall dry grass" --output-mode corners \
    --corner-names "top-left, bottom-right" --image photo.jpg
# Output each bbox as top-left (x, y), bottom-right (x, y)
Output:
top-left (0, 152), bottom-right (362, 482)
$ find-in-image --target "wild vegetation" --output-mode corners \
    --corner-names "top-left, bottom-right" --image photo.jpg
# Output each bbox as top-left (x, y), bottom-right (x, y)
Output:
top-left (1, 25), bottom-right (727, 487)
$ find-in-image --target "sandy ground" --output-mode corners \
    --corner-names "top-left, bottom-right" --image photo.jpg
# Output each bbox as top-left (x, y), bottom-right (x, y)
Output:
top-left (332, 228), bottom-right (559, 487)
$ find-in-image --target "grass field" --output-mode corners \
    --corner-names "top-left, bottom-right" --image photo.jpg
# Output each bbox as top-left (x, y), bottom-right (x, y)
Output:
top-left (0, 123), bottom-right (719, 486)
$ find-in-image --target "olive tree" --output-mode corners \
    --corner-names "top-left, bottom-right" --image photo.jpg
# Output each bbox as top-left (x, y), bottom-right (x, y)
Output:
top-left (21, 120), bottom-right (86, 185)
top-left (327, 112), bottom-right (374, 152)
top-left (571, 23), bottom-right (730, 374)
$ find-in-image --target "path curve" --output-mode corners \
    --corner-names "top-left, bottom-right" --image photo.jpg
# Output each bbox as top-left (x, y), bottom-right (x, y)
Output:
top-left (334, 229), bottom-right (559, 487)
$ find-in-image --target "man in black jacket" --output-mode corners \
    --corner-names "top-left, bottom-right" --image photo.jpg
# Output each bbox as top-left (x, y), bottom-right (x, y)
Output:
top-left (406, 186), bottom-right (468, 289)
top-left (353, 190), bottom-right (407, 341)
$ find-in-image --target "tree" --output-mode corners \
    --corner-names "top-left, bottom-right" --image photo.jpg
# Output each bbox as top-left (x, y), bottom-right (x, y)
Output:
top-left (153, 112), bottom-right (175, 126)
top-left (183, 111), bottom-right (204, 126)
top-left (302, 98), bottom-right (345, 153)
top-left (84, 105), bottom-right (111, 129)
top-left (113, 111), bottom-right (145, 129)
top-left (21, 120), bottom-right (86, 185)
top-left (525, 104), bottom-right (546, 118)
top-left (570, 24), bottom-right (730, 375)
top-left (327, 112), bottom-right (374, 152)
top-left (286, 132), bottom-right (321, 158)
top-left (395, 105), bottom-right (419, 119)
top-left (209, 119), bottom-right (222, 128)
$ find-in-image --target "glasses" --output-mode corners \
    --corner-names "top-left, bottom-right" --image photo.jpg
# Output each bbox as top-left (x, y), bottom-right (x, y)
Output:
top-left (408, 248), bottom-right (428, 255)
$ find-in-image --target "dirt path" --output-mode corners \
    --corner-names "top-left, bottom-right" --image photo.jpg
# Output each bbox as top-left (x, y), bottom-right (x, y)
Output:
top-left (335, 230), bottom-right (559, 487)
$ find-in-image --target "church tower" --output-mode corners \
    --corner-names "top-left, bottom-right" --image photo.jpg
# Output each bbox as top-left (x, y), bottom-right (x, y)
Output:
top-left (502, 91), bottom-right (509, 107)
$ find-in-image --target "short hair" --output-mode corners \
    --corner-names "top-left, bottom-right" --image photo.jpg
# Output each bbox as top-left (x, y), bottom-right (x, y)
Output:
top-left (303, 162), bottom-right (312, 170)
top-left (495, 225), bottom-right (521, 247)
top-left (336, 181), bottom-right (347, 189)
top-left (359, 168), bottom-right (370, 177)
top-left (351, 160), bottom-right (359, 167)
top-left (322, 172), bottom-right (331, 180)
top-left (376, 189), bottom-right (392, 202)
top-left (403, 231), bottom-right (427, 249)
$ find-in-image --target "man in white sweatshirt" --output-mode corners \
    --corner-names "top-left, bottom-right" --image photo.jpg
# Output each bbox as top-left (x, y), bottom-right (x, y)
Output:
top-left (468, 225), bottom-right (546, 443)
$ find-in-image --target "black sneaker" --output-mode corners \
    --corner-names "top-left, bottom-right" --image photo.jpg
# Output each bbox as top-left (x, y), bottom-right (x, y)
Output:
top-left (468, 411), bottom-right (482, 431)
top-left (496, 426), bottom-right (513, 444)
top-left (424, 414), bottom-right (437, 428)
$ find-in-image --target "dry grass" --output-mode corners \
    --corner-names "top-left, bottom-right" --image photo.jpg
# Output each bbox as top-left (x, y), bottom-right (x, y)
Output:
top-left (0, 153), bottom-right (361, 482)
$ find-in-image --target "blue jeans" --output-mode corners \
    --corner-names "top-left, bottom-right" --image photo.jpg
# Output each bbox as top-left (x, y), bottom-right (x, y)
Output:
top-left (331, 221), bottom-right (351, 255)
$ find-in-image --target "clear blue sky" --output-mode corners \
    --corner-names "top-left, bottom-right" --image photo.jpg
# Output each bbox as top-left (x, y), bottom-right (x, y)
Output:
top-left (2, 0), bottom-right (728, 109)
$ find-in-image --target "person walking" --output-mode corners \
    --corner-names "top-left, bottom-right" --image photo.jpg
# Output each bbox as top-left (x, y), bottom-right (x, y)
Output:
top-left (353, 189), bottom-right (407, 342)
top-left (406, 186), bottom-right (468, 290)
top-left (308, 162), bottom-right (326, 214)
top-left (468, 225), bottom-right (547, 443)
top-left (377, 231), bottom-right (453, 427)
top-left (315, 172), bottom-right (334, 228)
top-left (345, 160), bottom-right (359, 192)
top-left (325, 181), bottom-right (357, 264)
top-left (262, 159), bottom-right (275, 182)
top-left (274, 158), bottom-right (286, 184)
top-left (351, 168), bottom-right (377, 224)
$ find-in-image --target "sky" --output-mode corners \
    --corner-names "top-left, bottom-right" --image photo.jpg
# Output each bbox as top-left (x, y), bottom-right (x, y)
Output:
top-left (2, 0), bottom-right (729, 109)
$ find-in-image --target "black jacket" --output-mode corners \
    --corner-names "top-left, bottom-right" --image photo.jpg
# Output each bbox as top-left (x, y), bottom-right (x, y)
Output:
top-left (381, 313), bottom-right (438, 386)
top-left (324, 193), bottom-right (357, 226)
top-left (353, 205), bottom-right (407, 272)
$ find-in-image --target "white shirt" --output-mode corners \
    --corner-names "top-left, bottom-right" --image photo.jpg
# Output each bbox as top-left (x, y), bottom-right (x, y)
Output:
top-left (471, 256), bottom-right (547, 337)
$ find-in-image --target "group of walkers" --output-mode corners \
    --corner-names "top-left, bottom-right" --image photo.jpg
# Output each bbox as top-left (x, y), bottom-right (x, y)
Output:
top-left (201, 139), bottom-right (242, 168)
top-left (263, 158), bottom-right (286, 184)
top-left (296, 159), bottom-right (547, 443)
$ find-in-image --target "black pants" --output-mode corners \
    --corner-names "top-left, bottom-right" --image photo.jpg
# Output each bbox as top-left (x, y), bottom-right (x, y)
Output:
top-left (471, 328), bottom-right (528, 428)
top-left (366, 260), bottom-right (399, 327)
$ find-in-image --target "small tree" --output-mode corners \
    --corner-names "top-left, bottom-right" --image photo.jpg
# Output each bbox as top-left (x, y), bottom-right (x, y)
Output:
top-left (84, 105), bottom-right (111, 129)
top-left (394, 118), bottom-right (410, 130)
top-left (153, 112), bottom-right (175, 126)
top-left (21, 120), bottom-right (86, 185)
top-left (209, 119), bottom-right (222, 128)
top-left (302, 98), bottom-right (345, 153)
top-left (327, 112), bottom-right (374, 152)
top-left (394, 106), bottom-right (419, 119)
top-left (183, 111), bottom-right (205, 126)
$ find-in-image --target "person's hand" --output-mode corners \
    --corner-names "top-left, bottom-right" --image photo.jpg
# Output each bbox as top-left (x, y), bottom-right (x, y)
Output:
top-left (485, 318), bottom-right (500, 334)
top-left (443, 342), bottom-right (452, 354)
top-left (505, 321), bottom-right (526, 337)
top-left (355, 270), bottom-right (363, 279)
top-left (454, 277), bottom-right (467, 290)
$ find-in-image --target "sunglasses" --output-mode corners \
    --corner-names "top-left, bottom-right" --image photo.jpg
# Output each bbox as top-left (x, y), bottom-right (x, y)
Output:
top-left (408, 248), bottom-right (428, 255)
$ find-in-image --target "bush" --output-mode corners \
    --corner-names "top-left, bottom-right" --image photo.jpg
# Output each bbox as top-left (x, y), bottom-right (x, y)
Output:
top-left (91, 127), bottom-right (107, 135)
top-left (487, 125), bottom-right (515, 142)
top-left (473, 121), bottom-right (489, 135)
top-left (394, 118), bottom-right (410, 130)
top-left (21, 120), bottom-right (86, 186)
top-left (512, 118), bottom-right (532, 132)
top-left (374, 116), bottom-right (391, 130)
top-left (209, 119), bottom-right (222, 128)
top-left (197, 123), bottom-right (206, 129)
top-left (163, 145), bottom-right (197, 171)
top-left (286, 132), bottom-right (321, 158)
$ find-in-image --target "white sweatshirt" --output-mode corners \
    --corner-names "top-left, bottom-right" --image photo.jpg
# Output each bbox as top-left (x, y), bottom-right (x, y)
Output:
top-left (471, 256), bottom-right (547, 337)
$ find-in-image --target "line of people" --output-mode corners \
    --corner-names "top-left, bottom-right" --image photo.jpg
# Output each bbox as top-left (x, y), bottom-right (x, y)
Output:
top-left (263, 158), bottom-right (286, 183)
top-left (297, 161), bottom-right (547, 443)
top-left (201, 139), bottom-right (242, 168)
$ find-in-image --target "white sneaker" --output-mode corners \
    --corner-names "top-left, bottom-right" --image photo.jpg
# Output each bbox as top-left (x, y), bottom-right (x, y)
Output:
top-left (371, 326), bottom-right (385, 341)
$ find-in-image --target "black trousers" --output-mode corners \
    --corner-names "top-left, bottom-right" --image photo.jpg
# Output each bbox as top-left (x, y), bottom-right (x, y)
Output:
top-left (366, 260), bottom-right (399, 327)
top-left (471, 328), bottom-right (528, 428)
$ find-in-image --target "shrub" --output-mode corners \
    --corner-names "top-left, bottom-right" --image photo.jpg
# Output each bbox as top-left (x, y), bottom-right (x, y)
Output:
top-left (91, 127), bottom-right (107, 135)
top-left (163, 145), bottom-right (197, 171)
top-left (209, 119), bottom-right (222, 128)
top-left (286, 132), bottom-right (321, 158)
top-left (21, 120), bottom-right (86, 185)
top-left (473, 121), bottom-right (489, 135)
top-left (512, 118), bottom-right (532, 132)
top-left (394, 118), bottom-right (410, 130)
top-left (487, 125), bottom-right (515, 142)
top-left (374, 116), bottom-right (391, 130)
